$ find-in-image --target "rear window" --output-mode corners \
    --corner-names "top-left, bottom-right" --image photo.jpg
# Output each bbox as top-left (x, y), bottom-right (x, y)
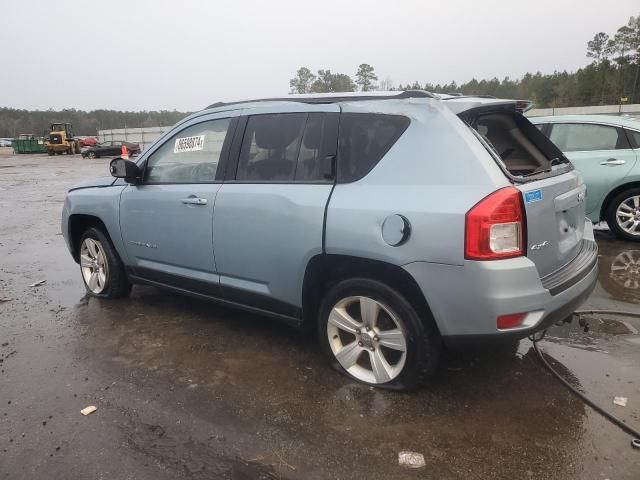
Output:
top-left (469, 111), bottom-right (570, 179)
top-left (338, 113), bottom-right (410, 183)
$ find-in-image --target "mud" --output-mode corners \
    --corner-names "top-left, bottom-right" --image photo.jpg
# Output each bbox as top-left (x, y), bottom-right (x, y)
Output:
top-left (1, 153), bottom-right (639, 479)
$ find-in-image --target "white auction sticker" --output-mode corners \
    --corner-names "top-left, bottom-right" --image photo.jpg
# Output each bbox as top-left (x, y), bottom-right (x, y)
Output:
top-left (174, 135), bottom-right (205, 153)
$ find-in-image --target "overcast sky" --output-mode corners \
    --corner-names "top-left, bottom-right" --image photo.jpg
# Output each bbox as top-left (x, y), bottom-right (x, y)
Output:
top-left (1, 0), bottom-right (638, 112)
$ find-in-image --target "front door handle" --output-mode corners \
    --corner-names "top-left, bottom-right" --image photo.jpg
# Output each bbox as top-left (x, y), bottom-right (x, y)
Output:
top-left (181, 197), bottom-right (207, 205)
top-left (600, 158), bottom-right (625, 166)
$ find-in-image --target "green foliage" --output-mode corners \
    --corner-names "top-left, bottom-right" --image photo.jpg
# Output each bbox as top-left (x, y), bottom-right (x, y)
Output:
top-left (289, 67), bottom-right (316, 94)
top-left (310, 70), bottom-right (356, 93)
top-left (355, 64), bottom-right (378, 91)
top-left (290, 12), bottom-right (640, 107)
top-left (0, 108), bottom-right (189, 139)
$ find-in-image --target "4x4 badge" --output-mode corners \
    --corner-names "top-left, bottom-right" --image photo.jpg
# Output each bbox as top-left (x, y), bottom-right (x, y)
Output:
top-left (530, 241), bottom-right (550, 251)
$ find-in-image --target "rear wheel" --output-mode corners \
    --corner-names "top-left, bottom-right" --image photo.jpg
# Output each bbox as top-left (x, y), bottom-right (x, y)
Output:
top-left (47, 150), bottom-right (54, 156)
top-left (318, 278), bottom-right (441, 390)
top-left (606, 188), bottom-right (640, 241)
top-left (87, 151), bottom-right (96, 159)
top-left (79, 227), bottom-right (131, 298)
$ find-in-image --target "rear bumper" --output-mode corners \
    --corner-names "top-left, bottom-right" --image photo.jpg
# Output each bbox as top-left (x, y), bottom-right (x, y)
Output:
top-left (404, 220), bottom-right (598, 344)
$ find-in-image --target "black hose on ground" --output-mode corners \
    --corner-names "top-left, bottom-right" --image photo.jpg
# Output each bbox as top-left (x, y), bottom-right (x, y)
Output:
top-left (530, 309), bottom-right (640, 449)
top-left (574, 309), bottom-right (640, 320)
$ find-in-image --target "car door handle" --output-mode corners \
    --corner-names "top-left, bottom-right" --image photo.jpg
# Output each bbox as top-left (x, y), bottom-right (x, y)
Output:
top-left (600, 158), bottom-right (625, 166)
top-left (181, 197), bottom-right (207, 205)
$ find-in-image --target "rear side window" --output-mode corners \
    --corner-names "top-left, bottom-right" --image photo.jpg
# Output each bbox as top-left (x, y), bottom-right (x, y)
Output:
top-left (296, 113), bottom-right (339, 182)
top-left (338, 113), bottom-right (410, 183)
top-left (625, 129), bottom-right (640, 149)
top-left (236, 113), bottom-right (339, 182)
top-left (549, 123), bottom-right (629, 152)
top-left (237, 113), bottom-right (305, 182)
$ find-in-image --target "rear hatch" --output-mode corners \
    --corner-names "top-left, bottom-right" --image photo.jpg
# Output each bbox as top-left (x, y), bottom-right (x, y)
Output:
top-left (446, 98), bottom-right (587, 277)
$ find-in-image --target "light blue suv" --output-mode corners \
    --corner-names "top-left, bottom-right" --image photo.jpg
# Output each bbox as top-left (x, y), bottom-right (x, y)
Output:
top-left (62, 91), bottom-right (598, 389)
top-left (531, 115), bottom-right (640, 241)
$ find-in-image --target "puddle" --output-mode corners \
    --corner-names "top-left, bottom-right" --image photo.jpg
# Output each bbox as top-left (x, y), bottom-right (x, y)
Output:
top-left (576, 315), bottom-right (638, 335)
top-left (595, 233), bottom-right (640, 304)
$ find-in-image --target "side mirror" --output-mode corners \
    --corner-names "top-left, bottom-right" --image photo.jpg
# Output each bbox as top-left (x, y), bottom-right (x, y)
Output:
top-left (109, 157), bottom-right (141, 183)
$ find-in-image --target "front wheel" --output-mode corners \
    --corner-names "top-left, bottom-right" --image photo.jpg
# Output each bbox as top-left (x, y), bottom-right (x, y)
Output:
top-left (606, 188), bottom-right (640, 241)
top-left (318, 278), bottom-right (441, 390)
top-left (87, 151), bottom-right (96, 159)
top-left (79, 227), bottom-right (131, 298)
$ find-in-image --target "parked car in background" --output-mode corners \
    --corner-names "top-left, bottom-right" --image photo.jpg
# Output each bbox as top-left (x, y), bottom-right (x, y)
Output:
top-left (62, 91), bottom-right (597, 390)
top-left (78, 136), bottom-right (98, 147)
top-left (81, 141), bottom-right (140, 159)
top-left (531, 115), bottom-right (640, 241)
top-left (0, 138), bottom-right (12, 147)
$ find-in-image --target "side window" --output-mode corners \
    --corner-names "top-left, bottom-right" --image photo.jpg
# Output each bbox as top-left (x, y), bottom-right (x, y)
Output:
top-left (549, 123), bottom-right (626, 152)
top-left (338, 113), bottom-right (410, 183)
top-left (145, 118), bottom-right (231, 183)
top-left (295, 113), bottom-right (338, 182)
top-left (625, 129), bottom-right (640, 149)
top-left (534, 123), bottom-right (546, 133)
top-left (237, 113), bottom-right (306, 181)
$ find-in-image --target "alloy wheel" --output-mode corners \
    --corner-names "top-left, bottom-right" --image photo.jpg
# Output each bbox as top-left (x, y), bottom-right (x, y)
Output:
top-left (80, 238), bottom-right (108, 294)
top-left (615, 195), bottom-right (640, 236)
top-left (327, 296), bottom-right (407, 384)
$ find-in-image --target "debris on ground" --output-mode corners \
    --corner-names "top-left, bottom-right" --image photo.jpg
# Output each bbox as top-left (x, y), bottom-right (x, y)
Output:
top-left (29, 280), bottom-right (46, 287)
top-left (0, 297), bottom-right (11, 303)
top-left (398, 451), bottom-right (426, 468)
top-left (613, 397), bottom-right (628, 407)
top-left (80, 406), bottom-right (97, 416)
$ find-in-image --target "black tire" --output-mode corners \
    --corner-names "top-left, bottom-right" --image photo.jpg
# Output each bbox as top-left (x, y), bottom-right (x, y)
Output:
top-left (87, 151), bottom-right (96, 159)
top-left (606, 187), bottom-right (640, 242)
top-left (47, 150), bottom-right (54, 156)
top-left (78, 227), bottom-right (131, 298)
top-left (317, 278), bottom-right (441, 390)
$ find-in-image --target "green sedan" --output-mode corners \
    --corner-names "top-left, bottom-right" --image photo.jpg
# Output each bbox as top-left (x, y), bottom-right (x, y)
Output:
top-left (531, 115), bottom-right (640, 241)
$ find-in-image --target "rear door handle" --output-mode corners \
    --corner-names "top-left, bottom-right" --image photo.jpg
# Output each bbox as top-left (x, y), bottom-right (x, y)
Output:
top-left (181, 197), bottom-right (207, 205)
top-left (600, 158), bottom-right (625, 166)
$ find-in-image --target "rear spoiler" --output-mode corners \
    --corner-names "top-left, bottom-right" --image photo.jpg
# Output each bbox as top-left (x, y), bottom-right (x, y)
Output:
top-left (440, 96), bottom-right (535, 115)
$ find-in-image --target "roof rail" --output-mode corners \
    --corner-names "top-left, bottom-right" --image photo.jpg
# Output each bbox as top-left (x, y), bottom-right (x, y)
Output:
top-left (440, 94), bottom-right (497, 100)
top-left (205, 90), bottom-right (434, 110)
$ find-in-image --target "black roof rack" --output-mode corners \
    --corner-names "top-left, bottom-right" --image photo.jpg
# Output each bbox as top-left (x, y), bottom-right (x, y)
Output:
top-left (205, 90), bottom-right (434, 110)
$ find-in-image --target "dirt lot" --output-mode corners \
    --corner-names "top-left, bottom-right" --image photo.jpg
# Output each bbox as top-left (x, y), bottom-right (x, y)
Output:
top-left (1, 152), bottom-right (639, 479)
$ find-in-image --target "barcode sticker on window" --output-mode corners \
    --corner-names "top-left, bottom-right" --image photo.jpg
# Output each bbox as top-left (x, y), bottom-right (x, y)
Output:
top-left (174, 135), bottom-right (205, 153)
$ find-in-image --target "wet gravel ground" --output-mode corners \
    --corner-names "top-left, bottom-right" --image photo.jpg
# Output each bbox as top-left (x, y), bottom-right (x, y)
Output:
top-left (1, 152), bottom-right (639, 479)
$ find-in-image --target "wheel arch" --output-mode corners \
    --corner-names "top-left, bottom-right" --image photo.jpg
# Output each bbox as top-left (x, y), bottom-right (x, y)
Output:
top-left (301, 254), bottom-right (437, 333)
top-left (68, 214), bottom-right (111, 263)
top-left (599, 180), bottom-right (640, 222)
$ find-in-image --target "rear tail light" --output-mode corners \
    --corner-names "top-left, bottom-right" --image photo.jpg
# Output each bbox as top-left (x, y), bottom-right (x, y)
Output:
top-left (465, 187), bottom-right (525, 260)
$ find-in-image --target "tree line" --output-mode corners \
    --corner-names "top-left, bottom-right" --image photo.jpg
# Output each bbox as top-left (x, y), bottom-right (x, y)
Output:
top-left (0, 108), bottom-right (189, 139)
top-left (289, 13), bottom-right (640, 108)
top-left (2, 14), bottom-right (638, 138)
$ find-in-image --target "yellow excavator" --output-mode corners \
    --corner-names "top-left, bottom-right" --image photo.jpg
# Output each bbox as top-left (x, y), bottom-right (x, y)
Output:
top-left (44, 123), bottom-right (80, 155)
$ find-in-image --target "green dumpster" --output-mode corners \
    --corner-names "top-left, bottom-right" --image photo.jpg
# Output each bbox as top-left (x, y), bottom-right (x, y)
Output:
top-left (13, 134), bottom-right (46, 154)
